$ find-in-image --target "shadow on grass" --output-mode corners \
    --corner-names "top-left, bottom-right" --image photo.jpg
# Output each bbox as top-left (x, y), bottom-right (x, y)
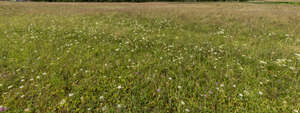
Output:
top-left (248, 1), bottom-right (300, 5)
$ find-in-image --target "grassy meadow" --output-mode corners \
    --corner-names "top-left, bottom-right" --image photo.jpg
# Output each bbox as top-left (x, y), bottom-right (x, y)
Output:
top-left (0, 2), bottom-right (299, 112)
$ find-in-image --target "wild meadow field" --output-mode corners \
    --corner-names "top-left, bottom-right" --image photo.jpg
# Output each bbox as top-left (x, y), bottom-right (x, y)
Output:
top-left (0, 2), bottom-right (299, 112)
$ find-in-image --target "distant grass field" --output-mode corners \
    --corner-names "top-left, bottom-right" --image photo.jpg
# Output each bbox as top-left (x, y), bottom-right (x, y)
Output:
top-left (248, 1), bottom-right (300, 5)
top-left (0, 2), bottom-right (299, 112)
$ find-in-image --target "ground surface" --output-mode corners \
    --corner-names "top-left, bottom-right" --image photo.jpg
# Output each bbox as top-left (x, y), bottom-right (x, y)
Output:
top-left (0, 2), bottom-right (299, 113)
top-left (260, 0), bottom-right (300, 2)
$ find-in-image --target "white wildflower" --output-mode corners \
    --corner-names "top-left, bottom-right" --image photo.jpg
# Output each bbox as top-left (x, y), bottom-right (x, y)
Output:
top-left (99, 96), bottom-right (104, 100)
top-left (69, 93), bottom-right (74, 97)
top-left (181, 101), bottom-right (185, 105)
top-left (8, 85), bottom-right (13, 89)
top-left (185, 108), bottom-right (190, 112)
top-left (117, 104), bottom-right (121, 108)
top-left (117, 85), bottom-right (122, 89)
top-left (283, 100), bottom-right (287, 104)
top-left (102, 106), bottom-right (106, 111)
top-left (289, 67), bottom-right (296, 70)
top-left (259, 60), bottom-right (267, 64)
top-left (220, 84), bottom-right (224, 87)
top-left (178, 86), bottom-right (182, 89)
top-left (59, 99), bottom-right (66, 105)
top-left (24, 108), bottom-right (30, 112)
top-left (259, 91), bottom-right (263, 95)
top-left (239, 93), bottom-right (243, 97)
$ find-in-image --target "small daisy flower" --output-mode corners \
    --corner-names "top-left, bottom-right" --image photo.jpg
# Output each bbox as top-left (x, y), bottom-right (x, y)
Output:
top-left (239, 93), bottom-right (243, 97)
top-left (69, 93), bottom-right (74, 97)
top-left (289, 67), bottom-right (296, 70)
top-left (19, 85), bottom-right (24, 89)
top-left (185, 108), bottom-right (190, 112)
top-left (24, 108), bottom-right (30, 112)
top-left (59, 99), bottom-right (66, 105)
top-left (102, 106), bottom-right (106, 111)
top-left (259, 61), bottom-right (267, 65)
top-left (181, 101), bottom-right (185, 105)
top-left (259, 91), bottom-right (263, 95)
top-left (117, 85), bottom-right (122, 89)
top-left (220, 84), bottom-right (224, 87)
top-left (293, 109), bottom-right (298, 113)
top-left (42, 72), bottom-right (47, 75)
top-left (178, 86), bottom-right (182, 89)
top-left (117, 104), bottom-right (121, 108)
top-left (8, 85), bottom-right (13, 89)
top-left (99, 96), bottom-right (104, 100)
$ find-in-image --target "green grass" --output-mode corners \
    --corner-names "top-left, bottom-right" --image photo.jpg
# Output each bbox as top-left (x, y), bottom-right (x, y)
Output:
top-left (0, 2), bottom-right (299, 113)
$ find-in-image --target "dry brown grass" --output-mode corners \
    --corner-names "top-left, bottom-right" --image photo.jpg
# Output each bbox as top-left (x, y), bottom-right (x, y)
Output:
top-left (1, 2), bottom-right (299, 37)
top-left (1, 1), bottom-right (299, 39)
top-left (1, 2), bottom-right (300, 16)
